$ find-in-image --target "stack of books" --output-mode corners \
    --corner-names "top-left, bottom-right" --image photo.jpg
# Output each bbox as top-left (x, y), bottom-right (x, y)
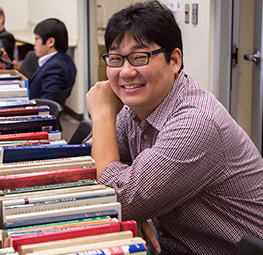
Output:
top-left (0, 70), bottom-right (29, 102)
top-left (0, 100), bottom-right (147, 254)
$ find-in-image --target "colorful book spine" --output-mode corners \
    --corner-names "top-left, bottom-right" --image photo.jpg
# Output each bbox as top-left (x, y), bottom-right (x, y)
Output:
top-left (68, 243), bottom-right (147, 255)
top-left (11, 220), bottom-right (137, 251)
top-left (3, 216), bottom-right (110, 232)
top-left (0, 155), bottom-right (95, 176)
top-left (0, 180), bottom-right (98, 196)
top-left (18, 231), bottom-right (133, 255)
top-left (4, 203), bottom-right (122, 228)
top-left (0, 130), bottom-right (61, 141)
top-left (8, 218), bottom-right (118, 236)
top-left (0, 166), bottom-right (97, 190)
top-left (0, 115), bottom-right (56, 135)
top-left (0, 100), bottom-right (36, 109)
top-left (1, 143), bottom-right (91, 163)
top-left (0, 106), bottom-right (50, 117)
top-left (4, 209), bottom-right (119, 229)
top-left (0, 139), bottom-right (67, 147)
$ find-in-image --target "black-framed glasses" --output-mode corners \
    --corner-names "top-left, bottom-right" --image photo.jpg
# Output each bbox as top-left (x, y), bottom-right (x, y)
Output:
top-left (102, 48), bottom-right (166, 68)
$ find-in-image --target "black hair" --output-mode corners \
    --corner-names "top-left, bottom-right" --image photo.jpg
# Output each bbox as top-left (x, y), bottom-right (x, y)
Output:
top-left (104, 0), bottom-right (183, 72)
top-left (34, 18), bottom-right (68, 53)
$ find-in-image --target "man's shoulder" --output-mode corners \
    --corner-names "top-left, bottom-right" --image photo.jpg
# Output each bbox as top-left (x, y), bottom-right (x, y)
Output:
top-left (48, 53), bottom-right (76, 68)
top-left (0, 29), bottom-right (15, 40)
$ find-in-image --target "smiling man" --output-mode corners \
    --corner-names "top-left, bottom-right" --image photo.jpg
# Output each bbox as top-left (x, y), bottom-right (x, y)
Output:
top-left (85, 1), bottom-right (263, 254)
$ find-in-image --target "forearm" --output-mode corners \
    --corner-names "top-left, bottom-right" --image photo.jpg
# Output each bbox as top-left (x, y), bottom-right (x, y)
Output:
top-left (91, 116), bottom-right (120, 180)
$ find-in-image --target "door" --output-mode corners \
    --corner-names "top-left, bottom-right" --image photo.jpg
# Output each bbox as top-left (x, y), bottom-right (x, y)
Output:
top-left (230, 0), bottom-right (263, 155)
top-left (247, 0), bottom-right (263, 155)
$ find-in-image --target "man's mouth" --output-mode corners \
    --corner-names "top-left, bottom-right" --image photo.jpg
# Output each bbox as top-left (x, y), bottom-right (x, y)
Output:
top-left (121, 84), bottom-right (145, 89)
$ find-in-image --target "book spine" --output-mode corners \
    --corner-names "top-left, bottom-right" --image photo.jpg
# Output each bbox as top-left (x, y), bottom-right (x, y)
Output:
top-left (18, 231), bottom-right (133, 255)
top-left (0, 139), bottom-right (67, 147)
top-left (4, 203), bottom-right (122, 228)
top-left (0, 96), bottom-right (29, 101)
top-left (0, 75), bottom-right (21, 81)
top-left (0, 179), bottom-right (98, 195)
top-left (4, 194), bottom-right (115, 216)
top-left (0, 130), bottom-right (61, 141)
top-left (4, 188), bottom-right (114, 206)
top-left (69, 244), bottom-right (147, 255)
top-left (0, 156), bottom-right (94, 176)
top-left (0, 88), bottom-right (28, 97)
top-left (0, 115), bottom-right (56, 135)
top-left (8, 218), bottom-right (118, 236)
top-left (11, 221), bottom-right (136, 251)
top-left (2, 144), bottom-right (92, 163)
top-left (0, 166), bottom-right (97, 191)
top-left (0, 106), bottom-right (50, 117)
top-left (0, 99), bottom-right (36, 109)
top-left (3, 216), bottom-right (109, 232)
top-left (4, 209), bottom-right (119, 229)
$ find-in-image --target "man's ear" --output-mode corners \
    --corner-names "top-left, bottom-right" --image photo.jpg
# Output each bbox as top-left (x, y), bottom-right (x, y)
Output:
top-left (170, 48), bottom-right (182, 74)
top-left (47, 37), bottom-right (55, 48)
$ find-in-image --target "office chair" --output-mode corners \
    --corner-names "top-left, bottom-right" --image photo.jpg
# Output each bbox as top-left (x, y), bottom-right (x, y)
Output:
top-left (232, 236), bottom-right (263, 255)
top-left (19, 50), bottom-right (39, 80)
top-left (57, 86), bottom-right (73, 105)
top-left (68, 119), bottom-right (93, 144)
top-left (35, 98), bottom-right (64, 131)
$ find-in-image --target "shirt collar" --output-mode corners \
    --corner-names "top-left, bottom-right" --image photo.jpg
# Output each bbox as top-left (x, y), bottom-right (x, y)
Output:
top-left (38, 51), bottom-right (57, 67)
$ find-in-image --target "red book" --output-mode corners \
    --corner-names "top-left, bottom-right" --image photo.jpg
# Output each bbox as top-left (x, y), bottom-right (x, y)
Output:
top-left (0, 166), bottom-right (97, 190)
top-left (0, 131), bottom-right (61, 141)
top-left (0, 106), bottom-right (50, 117)
top-left (11, 221), bottom-right (137, 252)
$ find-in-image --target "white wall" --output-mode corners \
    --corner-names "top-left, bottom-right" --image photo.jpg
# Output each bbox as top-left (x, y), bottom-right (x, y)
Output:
top-left (160, 0), bottom-right (214, 92)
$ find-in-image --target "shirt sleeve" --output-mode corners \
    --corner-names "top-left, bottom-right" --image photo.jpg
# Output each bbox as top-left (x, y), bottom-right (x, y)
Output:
top-left (98, 108), bottom-right (225, 222)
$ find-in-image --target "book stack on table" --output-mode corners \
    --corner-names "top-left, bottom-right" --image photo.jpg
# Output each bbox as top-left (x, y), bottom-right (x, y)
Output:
top-left (0, 100), bottom-right (147, 254)
top-left (0, 71), bottom-right (29, 102)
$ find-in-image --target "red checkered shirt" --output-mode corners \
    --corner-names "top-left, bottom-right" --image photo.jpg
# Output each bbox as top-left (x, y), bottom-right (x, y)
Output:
top-left (97, 71), bottom-right (263, 254)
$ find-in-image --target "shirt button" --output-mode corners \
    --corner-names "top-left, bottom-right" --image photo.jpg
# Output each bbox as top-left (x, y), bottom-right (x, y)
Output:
top-left (143, 134), bottom-right (148, 139)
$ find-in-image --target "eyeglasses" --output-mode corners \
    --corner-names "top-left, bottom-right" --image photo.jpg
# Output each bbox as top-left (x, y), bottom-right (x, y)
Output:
top-left (102, 48), bottom-right (166, 68)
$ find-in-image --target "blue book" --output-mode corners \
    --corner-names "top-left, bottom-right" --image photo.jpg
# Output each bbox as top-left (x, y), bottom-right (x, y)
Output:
top-left (0, 115), bottom-right (56, 134)
top-left (1, 143), bottom-right (91, 163)
top-left (3, 209), bottom-right (119, 229)
top-left (0, 100), bottom-right (36, 109)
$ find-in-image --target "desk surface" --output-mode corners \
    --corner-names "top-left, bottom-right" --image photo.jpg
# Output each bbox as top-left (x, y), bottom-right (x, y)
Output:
top-left (10, 29), bottom-right (77, 48)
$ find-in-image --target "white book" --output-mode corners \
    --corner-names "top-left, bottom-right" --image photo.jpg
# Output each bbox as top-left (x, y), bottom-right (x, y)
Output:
top-left (0, 96), bottom-right (29, 101)
top-left (3, 189), bottom-right (117, 215)
top-left (22, 237), bottom-right (146, 255)
top-left (2, 183), bottom-right (105, 199)
top-left (4, 202), bottom-right (122, 225)
top-left (0, 155), bottom-right (95, 176)
top-left (0, 87), bottom-right (28, 97)
top-left (19, 231), bottom-right (133, 255)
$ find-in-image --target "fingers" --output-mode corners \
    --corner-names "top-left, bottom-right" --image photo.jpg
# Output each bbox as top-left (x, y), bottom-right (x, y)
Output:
top-left (137, 221), bottom-right (161, 254)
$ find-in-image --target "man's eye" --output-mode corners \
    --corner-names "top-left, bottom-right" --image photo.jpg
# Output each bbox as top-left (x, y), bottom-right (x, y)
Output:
top-left (109, 56), bottom-right (121, 62)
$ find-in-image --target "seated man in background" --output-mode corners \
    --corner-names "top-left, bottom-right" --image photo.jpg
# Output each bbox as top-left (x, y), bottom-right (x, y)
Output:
top-left (85, 1), bottom-right (263, 254)
top-left (0, 7), bottom-right (15, 61)
top-left (29, 18), bottom-right (77, 102)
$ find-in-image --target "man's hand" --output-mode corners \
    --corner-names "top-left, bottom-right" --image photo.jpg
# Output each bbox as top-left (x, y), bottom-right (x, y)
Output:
top-left (86, 80), bottom-right (123, 122)
top-left (137, 221), bottom-right (161, 254)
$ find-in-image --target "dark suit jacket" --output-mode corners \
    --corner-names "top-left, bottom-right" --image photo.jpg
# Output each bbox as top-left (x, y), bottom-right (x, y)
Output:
top-left (0, 28), bottom-right (15, 60)
top-left (29, 52), bottom-right (77, 102)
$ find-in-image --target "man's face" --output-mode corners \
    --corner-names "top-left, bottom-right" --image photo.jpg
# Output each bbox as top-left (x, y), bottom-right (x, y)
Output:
top-left (34, 35), bottom-right (50, 58)
top-left (106, 32), bottom-right (180, 119)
